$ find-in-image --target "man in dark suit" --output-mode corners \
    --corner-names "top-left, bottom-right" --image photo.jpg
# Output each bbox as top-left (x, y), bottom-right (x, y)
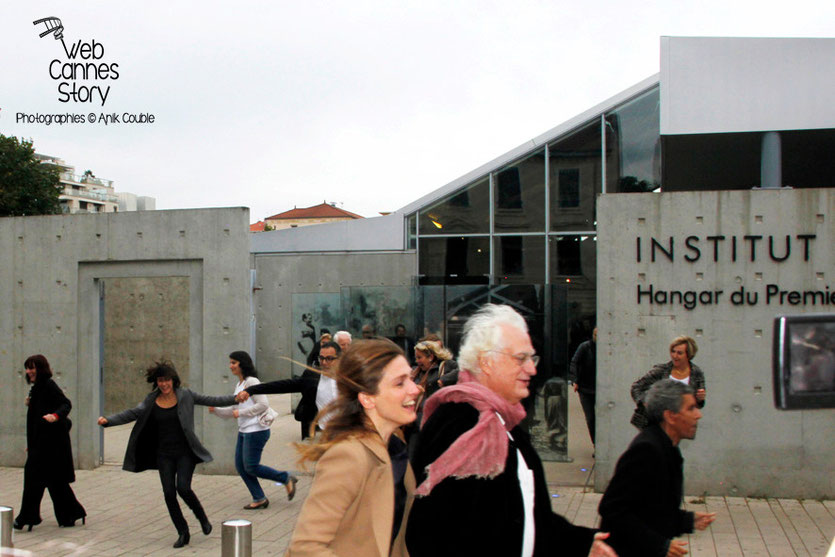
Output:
top-left (239, 341), bottom-right (341, 439)
top-left (598, 379), bottom-right (716, 557)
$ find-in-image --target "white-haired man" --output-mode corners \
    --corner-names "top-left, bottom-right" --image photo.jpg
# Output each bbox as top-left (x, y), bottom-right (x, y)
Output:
top-left (333, 330), bottom-right (352, 353)
top-left (406, 304), bottom-right (616, 557)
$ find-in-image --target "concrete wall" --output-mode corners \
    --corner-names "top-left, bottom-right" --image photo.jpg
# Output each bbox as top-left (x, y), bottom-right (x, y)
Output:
top-left (253, 251), bottom-right (416, 383)
top-left (0, 208), bottom-right (251, 474)
top-left (595, 188), bottom-right (834, 499)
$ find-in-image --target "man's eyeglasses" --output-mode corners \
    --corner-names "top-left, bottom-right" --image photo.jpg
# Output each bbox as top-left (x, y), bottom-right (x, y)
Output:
top-left (319, 356), bottom-right (339, 363)
top-left (488, 351), bottom-right (540, 367)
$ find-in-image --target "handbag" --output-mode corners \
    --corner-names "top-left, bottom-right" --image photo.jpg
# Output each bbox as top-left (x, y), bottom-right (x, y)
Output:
top-left (258, 406), bottom-right (279, 427)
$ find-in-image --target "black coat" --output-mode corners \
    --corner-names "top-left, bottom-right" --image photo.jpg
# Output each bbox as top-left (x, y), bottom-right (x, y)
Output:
top-left (26, 379), bottom-right (75, 484)
top-left (246, 370), bottom-right (319, 423)
top-left (598, 423), bottom-right (694, 557)
top-left (103, 388), bottom-right (236, 472)
top-left (406, 402), bottom-right (596, 557)
top-left (569, 339), bottom-right (596, 393)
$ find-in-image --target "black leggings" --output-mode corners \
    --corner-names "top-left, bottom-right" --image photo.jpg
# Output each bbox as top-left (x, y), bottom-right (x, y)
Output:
top-left (157, 453), bottom-right (207, 534)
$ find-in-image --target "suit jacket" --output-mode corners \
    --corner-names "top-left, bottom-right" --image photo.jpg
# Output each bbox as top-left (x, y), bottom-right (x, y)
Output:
top-left (406, 403), bottom-right (596, 557)
top-left (103, 387), bottom-right (236, 472)
top-left (287, 434), bottom-right (415, 557)
top-left (26, 378), bottom-right (75, 483)
top-left (598, 423), bottom-right (694, 557)
top-left (247, 371), bottom-right (319, 424)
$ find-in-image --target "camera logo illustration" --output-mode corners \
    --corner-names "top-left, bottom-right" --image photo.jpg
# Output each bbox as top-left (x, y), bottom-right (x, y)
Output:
top-left (32, 16), bottom-right (119, 106)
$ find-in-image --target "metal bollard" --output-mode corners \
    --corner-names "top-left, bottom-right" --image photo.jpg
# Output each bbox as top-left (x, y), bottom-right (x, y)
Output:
top-left (0, 506), bottom-right (12, 549)
top-left (221, 519), bottom-right (252, 557)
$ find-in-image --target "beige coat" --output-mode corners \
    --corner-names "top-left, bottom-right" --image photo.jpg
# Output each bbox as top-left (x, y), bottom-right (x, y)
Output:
top-left (287, 434), bottom-right (414, 557)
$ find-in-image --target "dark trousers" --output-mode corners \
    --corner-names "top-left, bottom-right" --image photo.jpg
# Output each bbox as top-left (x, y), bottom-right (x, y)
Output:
top-left (300, 419), bottom-right (313, 440)
top-left (578, 391), bottom-right (596, 445)
top-left (157, 453), bottom-right (207, 534)
top-left (17, 463), bottom-right (86, 526)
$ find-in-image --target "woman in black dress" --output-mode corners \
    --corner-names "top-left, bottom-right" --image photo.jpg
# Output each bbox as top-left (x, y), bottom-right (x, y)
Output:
top-left (98, 361), bottom-right (236, 548)
top-left (14, 354), bottom-right (86, 531)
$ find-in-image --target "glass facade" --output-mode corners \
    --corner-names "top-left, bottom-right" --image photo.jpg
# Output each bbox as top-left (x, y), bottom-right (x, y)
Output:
top-left (418, 177), bottom-right (490, 235)
top-left (403, 84), bottom-right (662, 460)
top-left (605, 87), bottom-right (661, 193)
top-left (494, 150), bottom-right (546, 233)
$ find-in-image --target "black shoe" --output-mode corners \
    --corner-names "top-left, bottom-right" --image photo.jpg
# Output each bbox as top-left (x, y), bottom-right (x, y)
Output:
top-left (286, 476), bottom-right (299, 501)
top-left (243, 498), bottom-right (269, 510)
top-left (173, 531), bottom-right (190, 548)
top-left (200, 518), bottom-right (212, 536)
top-left (14, 518), bottom-right (41, 531)
top-left (59, 516), bottom-right (86, 528)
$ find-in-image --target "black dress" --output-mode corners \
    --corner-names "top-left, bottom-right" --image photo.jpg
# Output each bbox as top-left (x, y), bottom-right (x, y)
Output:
top-left (16, 378), bottom-right (86, 527)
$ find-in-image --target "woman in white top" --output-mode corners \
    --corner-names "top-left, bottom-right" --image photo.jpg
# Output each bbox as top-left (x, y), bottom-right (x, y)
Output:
top-left (210, 350), bottom-right (298, 509)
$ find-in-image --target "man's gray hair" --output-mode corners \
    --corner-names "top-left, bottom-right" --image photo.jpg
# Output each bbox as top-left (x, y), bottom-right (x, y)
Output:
top-left (458, 304), bottom-right (529, 375)
top-left (333, 330), bottom-right (352, 343)
top-left (645, 379), bottom-right (694, 425)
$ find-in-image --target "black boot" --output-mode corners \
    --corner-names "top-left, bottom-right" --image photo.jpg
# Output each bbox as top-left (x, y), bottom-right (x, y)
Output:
top-left (173, 531), bottom-right (190, 548)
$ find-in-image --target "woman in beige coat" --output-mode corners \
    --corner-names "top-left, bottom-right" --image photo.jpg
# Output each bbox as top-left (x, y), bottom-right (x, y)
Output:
top-left (287, 339), bottom-right (421, 557)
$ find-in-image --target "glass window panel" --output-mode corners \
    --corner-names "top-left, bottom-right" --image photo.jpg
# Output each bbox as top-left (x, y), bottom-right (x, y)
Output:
top-left (493, 236), bottom-right (545, 284)
top-left (406, 213), bottom-right (416, 249)
top-left (418, 236), bottom-right (490, 285)
top-left (549, 235), bottom-right (596, 280)
top-left (782, 128), bottom-right (835, 188)
top-left (419, 178), bottom-right (489, 235)
top-left (549, 123), bottom-right (600, 231)
top-left (494, 150), bottom-right (545, 233)
top-left (605, 87), bottom-right (661, 193)
top-left (661, 132), bottom-right (760, 190)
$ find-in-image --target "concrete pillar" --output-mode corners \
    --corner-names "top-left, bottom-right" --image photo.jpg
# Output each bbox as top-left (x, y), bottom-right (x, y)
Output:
top-left (760, 131), bottom-right (782, 188)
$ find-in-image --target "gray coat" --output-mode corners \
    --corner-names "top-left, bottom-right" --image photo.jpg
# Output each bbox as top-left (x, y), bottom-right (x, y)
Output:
top-left (103, 388), bottom-right (236, 472)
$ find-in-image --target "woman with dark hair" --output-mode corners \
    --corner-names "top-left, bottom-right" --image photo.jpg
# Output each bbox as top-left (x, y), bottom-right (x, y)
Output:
top-left (14, 355), bottom-right (86, 531)
top-left (97, 360), bottom-right (236, 548)
top-left (286, 339), bottom-right (421, 557)
top-left (210, 350), bottom-right (298, 509)
top-left (630, 335), bottom-right (706, 429)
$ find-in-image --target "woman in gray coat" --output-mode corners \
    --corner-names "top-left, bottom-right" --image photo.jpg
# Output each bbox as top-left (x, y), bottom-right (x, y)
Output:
top-left (97, 360), bottom-right (236, 548)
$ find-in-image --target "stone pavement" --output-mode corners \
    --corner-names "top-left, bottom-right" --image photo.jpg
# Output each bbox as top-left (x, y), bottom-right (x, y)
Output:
top-left (1, 394), bottom-right (832, 556)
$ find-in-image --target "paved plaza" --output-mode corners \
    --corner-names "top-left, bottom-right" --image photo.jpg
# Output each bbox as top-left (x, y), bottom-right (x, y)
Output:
top-left (1, 394), bottom-right (832, 556)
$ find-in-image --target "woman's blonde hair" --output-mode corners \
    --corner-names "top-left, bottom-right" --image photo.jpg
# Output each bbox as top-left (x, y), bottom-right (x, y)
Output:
top-left (669, 335), bottom-right (698, 360)
top-left (296, 339), bottom-right (405, 465)
top-left (414, 340), bottom-right (453, 363)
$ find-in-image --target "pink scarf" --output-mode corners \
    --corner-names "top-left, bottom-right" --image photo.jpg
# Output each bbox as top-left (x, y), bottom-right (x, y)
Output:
top-left (414, 369), bottom-right (526, 496)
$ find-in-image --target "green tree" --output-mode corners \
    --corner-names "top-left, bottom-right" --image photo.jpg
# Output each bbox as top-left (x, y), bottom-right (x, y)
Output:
top-left (0, 134), bottom-right (63, 217)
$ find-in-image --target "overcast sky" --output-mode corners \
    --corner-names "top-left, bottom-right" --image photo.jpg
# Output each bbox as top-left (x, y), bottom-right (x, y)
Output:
top-left (2, 2), bottom-right (832, 221)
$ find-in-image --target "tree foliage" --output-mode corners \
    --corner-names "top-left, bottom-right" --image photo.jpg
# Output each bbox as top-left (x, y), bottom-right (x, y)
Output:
top-left (0, 134), bottom-right (63, 217)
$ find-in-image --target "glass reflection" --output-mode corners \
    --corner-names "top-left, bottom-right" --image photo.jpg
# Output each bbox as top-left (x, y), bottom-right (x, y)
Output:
top-left (494, 150), bottom-right (546, 232)
top-left (418, 236), bottom-right (490, 285)
top-left (493, 236), bottom-right (545, 284)
top-left (549, 123), bottom-right (600, 231)
top-left (419, 178), bottom-right (490, 235)
top-left (549, 235), bottom-right (596, 279)
top-left (605, 87), bottom-right (661, 193)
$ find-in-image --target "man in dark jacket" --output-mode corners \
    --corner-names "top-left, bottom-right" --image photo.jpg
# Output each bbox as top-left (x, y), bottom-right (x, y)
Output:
top-left (569, 326), bottom-right (597, 445)
top-left (406, 304), bottom-right (615, 557)
top-left (240, 341), bottom-right (341, 439)
top-left (598, 379), bottom-right (716, 557)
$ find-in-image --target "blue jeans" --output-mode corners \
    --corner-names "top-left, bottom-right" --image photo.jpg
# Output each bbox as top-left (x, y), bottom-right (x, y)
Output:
top-left (236, 430), bottom-right (289, 502)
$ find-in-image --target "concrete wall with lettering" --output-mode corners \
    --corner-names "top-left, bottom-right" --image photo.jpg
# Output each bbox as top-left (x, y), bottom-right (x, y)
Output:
top-left (0, 208), bottom-right (251, 474)
top-left (595, 188), bottom-right (834, 498)
top-left (252, 251), bottom-right (416, 383)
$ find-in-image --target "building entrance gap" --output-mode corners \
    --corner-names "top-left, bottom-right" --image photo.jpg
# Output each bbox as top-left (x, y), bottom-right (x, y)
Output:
top-left (77, 261), bottom-right (204, 469)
